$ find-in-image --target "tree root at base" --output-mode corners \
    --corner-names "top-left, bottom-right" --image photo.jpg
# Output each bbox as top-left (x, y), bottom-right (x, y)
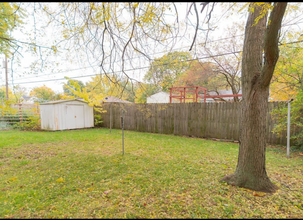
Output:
top-left (220, 173), bottom-right (279, 193)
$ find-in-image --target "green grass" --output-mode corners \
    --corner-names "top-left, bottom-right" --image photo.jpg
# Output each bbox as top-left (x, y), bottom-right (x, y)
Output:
top-left (0, 128), bottom-right (302, 218)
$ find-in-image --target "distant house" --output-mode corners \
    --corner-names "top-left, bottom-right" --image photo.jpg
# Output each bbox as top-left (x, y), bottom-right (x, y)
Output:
top-left (147, 91), bottom-right (171, 103)
top-left (103, 96), bottom-right (132, 103)
top-left (20, 96), bottom-right (35, 104)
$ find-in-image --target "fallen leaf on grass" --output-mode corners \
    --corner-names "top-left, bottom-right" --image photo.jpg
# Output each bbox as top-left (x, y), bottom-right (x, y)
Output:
top-left (103, 189), bottom-right (113, 194)
top-left (253, 191), bottom-right (266, 197)
top-left (56, 177), bottom-right (65, 183)
top-left (299, 152), bottom-right (303, 156)
top-left (9, 177), bottom-right (18, 182)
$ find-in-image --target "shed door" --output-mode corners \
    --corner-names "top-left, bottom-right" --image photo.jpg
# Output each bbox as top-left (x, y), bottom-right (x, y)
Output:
top-left (66, 104), bottom-right (85, 129)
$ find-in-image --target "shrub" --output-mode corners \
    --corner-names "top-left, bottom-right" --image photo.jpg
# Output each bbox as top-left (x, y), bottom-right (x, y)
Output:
top-left (94, 114), bottom-right (103, 127)
top-left (16, 115), bottom-right (41, 131)
top-left (271, 90), bottom-right (303, 151)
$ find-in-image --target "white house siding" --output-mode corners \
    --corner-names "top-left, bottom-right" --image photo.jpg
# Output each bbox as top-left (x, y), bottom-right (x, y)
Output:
top-left (147, 92), bottom-right (170, 103)
top-left (40, 99), bottom-right (94, 131)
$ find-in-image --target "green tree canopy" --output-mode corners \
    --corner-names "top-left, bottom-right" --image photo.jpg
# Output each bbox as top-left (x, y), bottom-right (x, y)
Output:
top-left (0, 90), bottom-right (4, 99)
top-left (29, 85), bottom-right (59, 103)
top-left (270, 42), bottom-right (303, 101)
top-left (0, 85), bottom-right (26, 104)
top-left (0, 3), bottom-right (24, 55)
top-left (135, 83), bottom-right (159, 103)
top-left (144, 51), bottom-right (192, 92)
top-left (63, 78), bottom-right (85, 97)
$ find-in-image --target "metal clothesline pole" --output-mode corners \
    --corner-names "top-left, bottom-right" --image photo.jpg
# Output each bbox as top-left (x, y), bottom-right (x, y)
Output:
top-left (287, 99), bottom-right (293, 158)
top-left (121, 109), bottom-right (124, 155)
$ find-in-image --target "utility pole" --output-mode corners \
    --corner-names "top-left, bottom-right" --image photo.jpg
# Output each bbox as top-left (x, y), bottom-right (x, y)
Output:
top-left (5, 56), bottom-right (8, 100)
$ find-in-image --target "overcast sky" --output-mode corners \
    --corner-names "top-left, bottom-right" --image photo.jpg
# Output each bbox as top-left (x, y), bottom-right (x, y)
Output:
top-left (1, 2), bottom-right (303, 95)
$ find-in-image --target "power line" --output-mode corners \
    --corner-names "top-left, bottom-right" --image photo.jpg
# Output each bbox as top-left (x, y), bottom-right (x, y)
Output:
top-left (7, 20), bottom-right (303, 86)
top-left (10, 36), bottom-right (303, 86)
top-left (9, 50), bottom-right (242, 85)
top-left (9, 15), bottom-right (303, 83)
top-left (10, 34), bottom-right (245, 81)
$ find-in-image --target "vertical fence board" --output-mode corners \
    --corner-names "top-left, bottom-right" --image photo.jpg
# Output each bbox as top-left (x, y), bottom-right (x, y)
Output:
top-left (201, 103), bottom-right (207, 138)
top-left (235, 102), bottom-right (240, 141)
top-left (207, 103), bottom-right (213, 137)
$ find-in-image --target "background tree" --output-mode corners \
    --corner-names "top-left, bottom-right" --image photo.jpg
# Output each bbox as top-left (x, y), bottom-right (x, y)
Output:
top-left (0, 3), bottom-right (25, 55)
top-left (271, 89), bottom-right (303, 151)
top-left (0, 90), bottom-right (5, 100)
top-left (144, 51), bottom-right (192, 92)
top-left (85, 74), bottom-right (134, 102)
top-left (135, 83), bottom-right (159, 103)
top-left (0, 3), bottom-right (24, 103)
top-left (175, 60), bottom-right (229, 92)
top-left (0, 85), bottom-right (27, 104)
top-left (39, 2), bottom-right (179, 93)
top-left (63, 78), bottom-right (85, 97)
top-left (0, 86), bottom-right (13, 102)
top-left (270, 33), bottom-right (303, 149)
top-left (29, 85), bottom-right (59, 103)
top-left (270, 42), bottom-right (303, 101)
top-left (11, 85), bottom-right (27, 103)
top-left (198, 23), bottom-right (243, 102)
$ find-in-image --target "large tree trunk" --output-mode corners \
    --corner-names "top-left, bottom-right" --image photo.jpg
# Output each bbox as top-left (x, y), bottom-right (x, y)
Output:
top-left (220, 3), bottom-right (287, 193)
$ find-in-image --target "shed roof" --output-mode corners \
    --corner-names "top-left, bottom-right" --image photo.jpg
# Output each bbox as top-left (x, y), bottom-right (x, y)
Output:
top-left (104, 96), bottom-right (132, 103)
top-left (40, 99), bottom-right (88, 105)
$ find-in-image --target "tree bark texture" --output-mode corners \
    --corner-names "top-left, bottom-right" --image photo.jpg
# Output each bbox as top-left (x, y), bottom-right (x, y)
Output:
top-left (220, 2), bottom-right (287, 193)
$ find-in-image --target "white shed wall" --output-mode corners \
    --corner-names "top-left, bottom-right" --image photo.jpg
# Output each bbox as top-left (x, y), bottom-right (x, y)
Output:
top-left (40, 105), bottom-right (55, 130)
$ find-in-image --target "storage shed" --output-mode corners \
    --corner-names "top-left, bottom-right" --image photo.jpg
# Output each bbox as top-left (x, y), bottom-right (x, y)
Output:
top-left (40, 99), bottom-right (94, 131)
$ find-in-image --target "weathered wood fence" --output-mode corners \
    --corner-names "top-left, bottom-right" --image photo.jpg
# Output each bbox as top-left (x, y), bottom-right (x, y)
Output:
top-left (95, 102), bottom-right (288, 145)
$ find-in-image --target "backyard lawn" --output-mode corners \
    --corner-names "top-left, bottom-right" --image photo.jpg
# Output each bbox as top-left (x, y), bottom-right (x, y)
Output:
top-left (0, 128), bottom-right (302, 218)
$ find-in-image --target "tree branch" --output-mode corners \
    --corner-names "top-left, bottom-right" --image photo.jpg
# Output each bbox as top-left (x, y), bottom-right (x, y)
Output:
top-left (189, 2), bottom-right (199, 51)
top-left (260, 2), bottom-right (287, 88)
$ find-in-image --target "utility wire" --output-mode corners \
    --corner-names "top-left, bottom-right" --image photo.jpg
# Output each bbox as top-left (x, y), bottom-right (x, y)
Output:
top-left (10, 34), bottom-right (245, 81)
top-left (6, 21), bottom-right (303, 86)
top-left (9, 36), bottom-right (303, 86)
top-left (8, 16), bottom-right (303, 82)
top-left (7, 50), bottom-right (242, 85)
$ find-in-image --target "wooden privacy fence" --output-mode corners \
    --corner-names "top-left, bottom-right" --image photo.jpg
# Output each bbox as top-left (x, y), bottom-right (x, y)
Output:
top-left (95, 102), bottom-right (288, 145)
